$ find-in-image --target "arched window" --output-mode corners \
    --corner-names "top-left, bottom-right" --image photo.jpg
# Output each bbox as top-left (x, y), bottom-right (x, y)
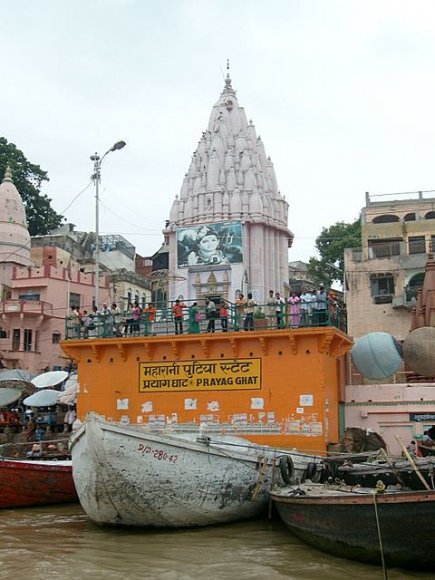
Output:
top-left (52, 332), bottom-right (61, 344)
top-left (404, 213), bottom-right (416, 221)
top-left (127, 288), bottom-right (132, 304)
top-left (425, 211), bottom-right (435, 220)
top-left (406, 272), bottom-right (425, 302)
top-left (372, 214), bottom-right (400, 224)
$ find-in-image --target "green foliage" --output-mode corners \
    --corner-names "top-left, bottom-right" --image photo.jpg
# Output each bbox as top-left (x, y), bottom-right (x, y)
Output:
top-left (308, 219), bottom-right (362, 286)
top-left (0, 137), bottom-right (64, 235)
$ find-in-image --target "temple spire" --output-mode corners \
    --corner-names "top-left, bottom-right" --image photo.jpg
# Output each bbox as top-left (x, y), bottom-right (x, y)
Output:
top-left (2, 165), bottom-right (12, 183)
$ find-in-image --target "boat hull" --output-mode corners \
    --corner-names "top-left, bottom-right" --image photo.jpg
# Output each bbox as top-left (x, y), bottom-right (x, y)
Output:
top-left (71, 414), bottom-right (314, 528)
top-left (271, 485), bottom-right (435, 570)
top-left (0, 459), bottom-right (77, 509)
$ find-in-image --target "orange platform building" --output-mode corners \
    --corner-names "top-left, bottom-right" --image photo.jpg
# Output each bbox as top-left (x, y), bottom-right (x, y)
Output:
top-left (62, 327), bottom-right (352, 453)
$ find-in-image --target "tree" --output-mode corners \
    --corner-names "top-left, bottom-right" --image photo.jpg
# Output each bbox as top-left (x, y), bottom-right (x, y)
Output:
top-left (308, 219), bottom-right (362, 287)
top-left (0, 137), bottom-right (64, 235)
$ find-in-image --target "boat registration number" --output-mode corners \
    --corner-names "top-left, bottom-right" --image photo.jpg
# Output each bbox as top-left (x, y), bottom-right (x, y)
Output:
top-left (137, 443), bottom-right (178, 463)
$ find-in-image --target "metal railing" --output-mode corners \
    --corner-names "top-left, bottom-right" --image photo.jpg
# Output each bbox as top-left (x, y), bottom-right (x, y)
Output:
top-left (64, 298), bottom-right (347, 340)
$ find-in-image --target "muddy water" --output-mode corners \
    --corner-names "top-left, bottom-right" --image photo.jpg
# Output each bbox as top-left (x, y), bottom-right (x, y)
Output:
top-left (0, 504), bottom-right (432, 579)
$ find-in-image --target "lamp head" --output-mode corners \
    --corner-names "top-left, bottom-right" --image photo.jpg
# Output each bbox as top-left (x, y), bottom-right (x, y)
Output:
top-left (110, 140), bottom-right (126, 152)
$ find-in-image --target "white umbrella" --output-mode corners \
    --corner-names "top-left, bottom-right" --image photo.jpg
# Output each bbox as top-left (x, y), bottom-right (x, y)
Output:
top-left (31, 370), bottom-right (68, 389)
top-left (0, 369), bottom-right (34, 382)
top-left (0, 387), bottom-right (23, 407)
top-left (23, 389), bottom-right (60, 407)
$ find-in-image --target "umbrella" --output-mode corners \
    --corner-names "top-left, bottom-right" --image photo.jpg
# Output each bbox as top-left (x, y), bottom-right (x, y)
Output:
top-left (0, 388), bottom-right (23, 407)
top-left (0, 378), bottom-right (35, 396)
top-left (58, 375), bottom-right (79, 405)
top-left (0, 369), bottom-right (34, 382)
top-left (31, 370), bottom-right (68, 389)
top-left (23, 389), bottom-right (60, 407)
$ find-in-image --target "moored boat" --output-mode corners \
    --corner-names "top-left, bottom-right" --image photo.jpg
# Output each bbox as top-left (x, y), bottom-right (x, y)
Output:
top-left (0, 457), bottom-right (77, 509)
top-left (70, 412), bottom-right (321, 527)
top-left (336, 456), bottom-right (435, 490)
top-left (271, 482), bottom-right (435, 570)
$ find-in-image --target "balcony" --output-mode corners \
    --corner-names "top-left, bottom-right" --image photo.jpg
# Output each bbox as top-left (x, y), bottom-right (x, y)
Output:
top-left (0, 300), bottom-right (54, 317)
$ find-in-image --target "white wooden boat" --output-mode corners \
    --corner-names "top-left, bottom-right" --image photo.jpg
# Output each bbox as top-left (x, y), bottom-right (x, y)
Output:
top-left (70, 413), bottom-right (321, 527)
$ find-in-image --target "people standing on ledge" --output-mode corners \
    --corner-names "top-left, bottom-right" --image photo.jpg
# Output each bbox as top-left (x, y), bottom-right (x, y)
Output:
top-left (144, 303), bottom-right (156, 335)
top-left (235, 293), bottom-right (245, 330)
top-left (244, 292), bottom-right (255, 331)
top-left (313, 285), bottom-right (328, 325)
top-left (288, 291), bottom-right (301, 327)
top-left (266, 290), bottom-right (276, 329)
top-left (189, 302), bottom-right (200, 334)
top-left (219, 300), bottom-right (229, 332)
top-left (172, 298), bottom-right (185, 334)
top-left (205, 298), bottom-right (217, 333)
top-left (275, 292), bottom-right (285, 328)
top-left (299, 288), bottom-right (312, 326)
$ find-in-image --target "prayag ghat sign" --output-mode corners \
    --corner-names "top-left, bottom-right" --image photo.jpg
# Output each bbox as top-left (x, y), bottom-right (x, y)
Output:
top-left (139, 359), bottom-right (261, 392)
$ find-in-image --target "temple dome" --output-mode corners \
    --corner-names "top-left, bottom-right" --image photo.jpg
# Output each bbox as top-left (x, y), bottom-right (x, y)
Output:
top-left (0, 166), bottom-right (32, 267)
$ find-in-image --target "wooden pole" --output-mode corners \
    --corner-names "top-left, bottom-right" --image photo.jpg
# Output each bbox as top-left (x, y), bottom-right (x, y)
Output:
top-left (395, 435), bottom-right (431, 491)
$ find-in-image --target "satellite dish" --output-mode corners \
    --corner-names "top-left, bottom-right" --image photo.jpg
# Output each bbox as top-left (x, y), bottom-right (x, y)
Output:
top-left (31, 371), bottom-right (69, 389)
top-left (23, 389), bottom-right (61, 407)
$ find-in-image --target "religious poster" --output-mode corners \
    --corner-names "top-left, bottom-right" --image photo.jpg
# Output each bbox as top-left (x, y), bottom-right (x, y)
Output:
top-left (176, 220), bottom-right (243, 268)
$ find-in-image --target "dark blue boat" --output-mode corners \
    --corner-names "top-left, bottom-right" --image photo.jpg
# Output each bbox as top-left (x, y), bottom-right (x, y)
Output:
top-left (271, 483), bottom-right (435, 570)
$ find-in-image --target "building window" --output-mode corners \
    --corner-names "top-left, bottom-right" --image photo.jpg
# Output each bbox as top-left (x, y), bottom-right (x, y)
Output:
top-left (370, 273), bottom-right (394, 304)
top-left (18, 292), bottom-right (40, 301)
top-left (408, 236), bottom-right (426, 255)
top-left (368, 239), bottom-right (401, 258)
top-left (406, 273), bottom-right (425, 302)
top-left (404, 213), bottom-right (416, 221)
top-left (431, 235), bottom-right (435, 253)
top-left (135, 291), bottom-right (140, 305)
top-left (12, 329), bottom-right (20, 351)
top-left (0, 327), bottom-right (6, 339)
top-left (34, 330), bottom-right (39, 352)
top-left (52, 332), bottom-right (61, 344)
top-left (24, 329), bottom-right (32, 352)
top-left (372, 214), bottom-right (400, 224)
top-left (127, 289), bottom-right (132, 304)
top-left (425, 211), bottom-right (435, 220)
top-left (69, 292), bottom-right (81, 309)
top-left (142, 294), bottom-right (146, 309)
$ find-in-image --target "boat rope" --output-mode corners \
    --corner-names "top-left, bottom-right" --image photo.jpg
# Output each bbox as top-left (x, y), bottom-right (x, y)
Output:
top-left (373, 492), bottom-right (388, 580)
top-left (251, 455), bottom-right (269, 501)
top-left (268, 458), bottom-right (278, 518)
top-left (205, 438), bottom-right (324, 462)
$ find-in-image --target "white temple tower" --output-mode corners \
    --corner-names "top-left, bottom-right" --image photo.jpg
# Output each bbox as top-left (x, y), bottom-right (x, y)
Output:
top-left (166, 67), bottom-right (294, 303)
top-left (0, 166), bottom-right (32, 290)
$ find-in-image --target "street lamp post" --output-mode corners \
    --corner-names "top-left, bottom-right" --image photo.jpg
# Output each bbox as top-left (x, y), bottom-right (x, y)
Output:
top-left (90, 140), bottom-right (126, 309)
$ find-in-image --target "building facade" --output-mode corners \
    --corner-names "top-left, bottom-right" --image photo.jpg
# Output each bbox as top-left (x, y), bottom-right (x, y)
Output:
top-left (344, 190), bottom-right (435, 340)
top-left (165, 69), bottom-right (294, 304)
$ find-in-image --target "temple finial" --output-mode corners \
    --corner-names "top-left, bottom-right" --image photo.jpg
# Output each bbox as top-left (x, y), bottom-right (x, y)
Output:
top-left (2, 165), bottom-right (12, 183)
top-left (225, 58), bottom-right (232, 87)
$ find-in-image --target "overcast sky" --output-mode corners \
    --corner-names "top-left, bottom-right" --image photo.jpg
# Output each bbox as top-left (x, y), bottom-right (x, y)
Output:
top-left (2, 0), bottom-right (435, 262)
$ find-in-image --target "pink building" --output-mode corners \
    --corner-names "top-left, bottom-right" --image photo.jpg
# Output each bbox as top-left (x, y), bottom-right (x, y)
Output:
top-left (0, 167), bottom-right (108, 373)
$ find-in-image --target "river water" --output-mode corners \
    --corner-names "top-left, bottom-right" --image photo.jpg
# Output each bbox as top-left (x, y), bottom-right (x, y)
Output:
top-left (0, 504), bottom-right (432, 580)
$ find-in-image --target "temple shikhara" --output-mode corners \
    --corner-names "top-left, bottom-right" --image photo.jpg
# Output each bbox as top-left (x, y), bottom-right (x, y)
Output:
top-left (166, 64), bottom-right (294, 303)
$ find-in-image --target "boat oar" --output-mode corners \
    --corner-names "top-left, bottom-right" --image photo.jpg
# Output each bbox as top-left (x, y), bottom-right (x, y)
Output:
top-left (395, 435), bottom-right (431, 491)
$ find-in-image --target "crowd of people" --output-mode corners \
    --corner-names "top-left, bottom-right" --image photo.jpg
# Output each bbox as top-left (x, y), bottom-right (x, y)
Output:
top-left (67, 286), bottom-right (345, 339)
